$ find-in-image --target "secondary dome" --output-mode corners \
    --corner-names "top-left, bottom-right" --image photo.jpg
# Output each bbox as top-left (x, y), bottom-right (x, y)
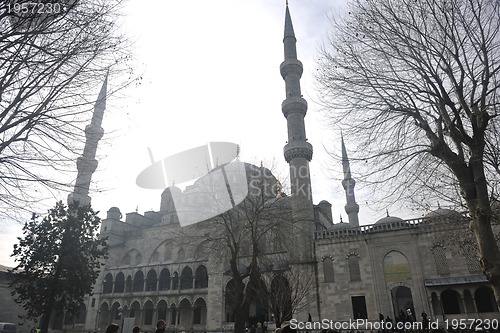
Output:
top-left (375, 215), bottom-right (404, 224)
top-left (424, 208), bottom-right (462, 220)
top-left (107, 207), bottom-right (122, 220)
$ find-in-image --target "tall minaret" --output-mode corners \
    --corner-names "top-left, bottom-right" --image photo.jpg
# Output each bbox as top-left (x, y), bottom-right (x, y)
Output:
top-left (281, 4), bottom-right (315, 263)
top-left (281, 4), bottom-right (314, 210)
top-left (280, 5), bottom-right (319, 320)
top-left (341, 134), bottom-right (360, 226)
top-left (68, 75), bottom-right (108, 206)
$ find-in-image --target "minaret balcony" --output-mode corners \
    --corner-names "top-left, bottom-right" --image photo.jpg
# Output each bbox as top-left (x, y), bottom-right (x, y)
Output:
top-left (282, 96), bottom-right (307, 118)
top-left (283, 141), bottom-right (313, 162)
top-left (280, 59), bottom-right (303, 79)
top-left (342, 178), bottom-right (356, 189)
top-left (85, 124), bottom-right (105, 140)
top-left (76, 156), bottom-right (98, 173)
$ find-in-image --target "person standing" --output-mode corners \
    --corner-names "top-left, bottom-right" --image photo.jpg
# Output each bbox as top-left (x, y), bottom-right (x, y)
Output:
top-left (155, 320), bottom-right (166, 333)
top-left (106, 324), bottom-right (120, 333)
top-left (133, 327), bottom-right (140, 333)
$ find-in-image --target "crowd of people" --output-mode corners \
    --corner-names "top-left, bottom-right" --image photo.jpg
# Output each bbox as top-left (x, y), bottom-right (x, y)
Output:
top-left (102, 315), bottom-right (499, 333)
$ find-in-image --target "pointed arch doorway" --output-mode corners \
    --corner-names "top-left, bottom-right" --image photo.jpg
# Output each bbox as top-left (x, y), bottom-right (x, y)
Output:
top-left (391, 286), bottom-right (415, 321)
top-left (383, 251), bottom-right (414, 320)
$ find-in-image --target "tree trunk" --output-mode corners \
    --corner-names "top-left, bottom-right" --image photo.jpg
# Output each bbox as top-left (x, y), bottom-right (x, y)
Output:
top-left (469, 203), bottom-right (500, 309)
top-left (233, 302), bottom-right (249, 333)
top-left (40, 310), bottom-right (52, 333)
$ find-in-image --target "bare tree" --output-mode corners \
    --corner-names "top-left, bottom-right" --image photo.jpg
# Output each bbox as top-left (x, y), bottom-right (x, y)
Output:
top-left (316, 0), bottom-right (500, 303)
top-left (175, 161), bottom-right (307, 333)
top-left (258, 267), bottom-right (315, 328)
top-left (0, 0), bottom-right (133, 219)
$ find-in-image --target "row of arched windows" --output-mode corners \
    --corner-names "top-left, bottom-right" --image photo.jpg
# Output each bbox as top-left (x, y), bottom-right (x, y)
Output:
top-left (431, 287), bottom-right (498, 314)
top-left (102, 265), bottom-right (208, 294)
top-left (98, 298), bottom-right (207, 328)
top-left (322, 253), bottom-right (361, 283)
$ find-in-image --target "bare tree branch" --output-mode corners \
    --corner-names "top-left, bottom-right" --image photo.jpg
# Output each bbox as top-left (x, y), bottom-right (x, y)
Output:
top-left (0, 0), bottom-right (135, 219)
top-left (316, 0), bottom-right (500, 304)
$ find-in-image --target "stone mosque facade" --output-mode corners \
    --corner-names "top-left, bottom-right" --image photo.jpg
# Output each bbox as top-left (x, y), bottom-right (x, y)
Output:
top-left (45, 5), bottom-right (500, 333)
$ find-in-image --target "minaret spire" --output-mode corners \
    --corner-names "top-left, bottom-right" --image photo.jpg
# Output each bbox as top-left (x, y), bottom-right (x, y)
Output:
top-left (341, 134), bottom-right (359, 226)
top-left (284, 4), bottom-right (294, 39)
top-left (68, 74), bottom-right (108, 206)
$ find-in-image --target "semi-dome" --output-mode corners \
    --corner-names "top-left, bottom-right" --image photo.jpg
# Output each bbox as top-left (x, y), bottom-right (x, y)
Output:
top-left (375, 215), bottom-right (404, 224)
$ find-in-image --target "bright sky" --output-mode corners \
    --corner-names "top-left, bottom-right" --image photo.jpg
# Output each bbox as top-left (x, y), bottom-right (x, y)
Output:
top-left (0, 0), bottom-right (419, 266)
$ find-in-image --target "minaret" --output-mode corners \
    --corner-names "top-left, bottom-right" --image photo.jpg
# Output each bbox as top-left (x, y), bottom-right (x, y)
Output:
top-left (67, 75), bottom-right (108, 206)
top-left (279, 4), bottom-right (320, 321)
top-left (281, 4), bottom-right (314, 210)
top-left (341, 134), bottom-right (360, 226)
top-left (281, 4), bottom-right (315, 263)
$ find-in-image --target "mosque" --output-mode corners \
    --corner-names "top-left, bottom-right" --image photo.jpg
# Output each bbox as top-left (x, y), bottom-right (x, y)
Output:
top-left (42, 4), bottom-right (500, 333)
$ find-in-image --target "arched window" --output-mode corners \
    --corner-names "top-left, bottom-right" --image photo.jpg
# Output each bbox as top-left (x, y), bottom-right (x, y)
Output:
top-left (129, 301), bottom-right (140, 319)
top-left (144, 300), bottom-right (154, 325)
top-left (103, 273), bottom-right (113, 294)
top-left (179, 299), bottom-right (192, 326)
top-left (98, 303), bottom-right (109, 328)
top-left (114, 273), bottom-right (125, 293)
top-left (180, 266), bottom-right (193, 289)
top-left (193, 298), bottom-right (207, 325)
top-left (194, 265), bottom-right (208, 289)
top-left (348, 254), bottom-right (361, 281)
top-left (432, 245), bottom-right (449, 275)
top-left (146, 270), bottom-right (157, 291)
top-left (475, 287), bottom-right (498, 313)
top-left (159, 268), bottom-right (171, 291)
top-left (111, 302), bottom-right (121, 321)
top-left (441, 289), bottom-right (461, 314)
top-left (322, 257), bottom-right (334, 283)
top-left (133, 271), bottom-right (144, 292)
top-left (157, 300), bottom-right (168, 321)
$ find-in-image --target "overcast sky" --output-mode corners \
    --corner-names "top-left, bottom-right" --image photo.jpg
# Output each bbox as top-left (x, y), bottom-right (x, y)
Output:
top-left (0, 0), bottom-right (423, 266)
